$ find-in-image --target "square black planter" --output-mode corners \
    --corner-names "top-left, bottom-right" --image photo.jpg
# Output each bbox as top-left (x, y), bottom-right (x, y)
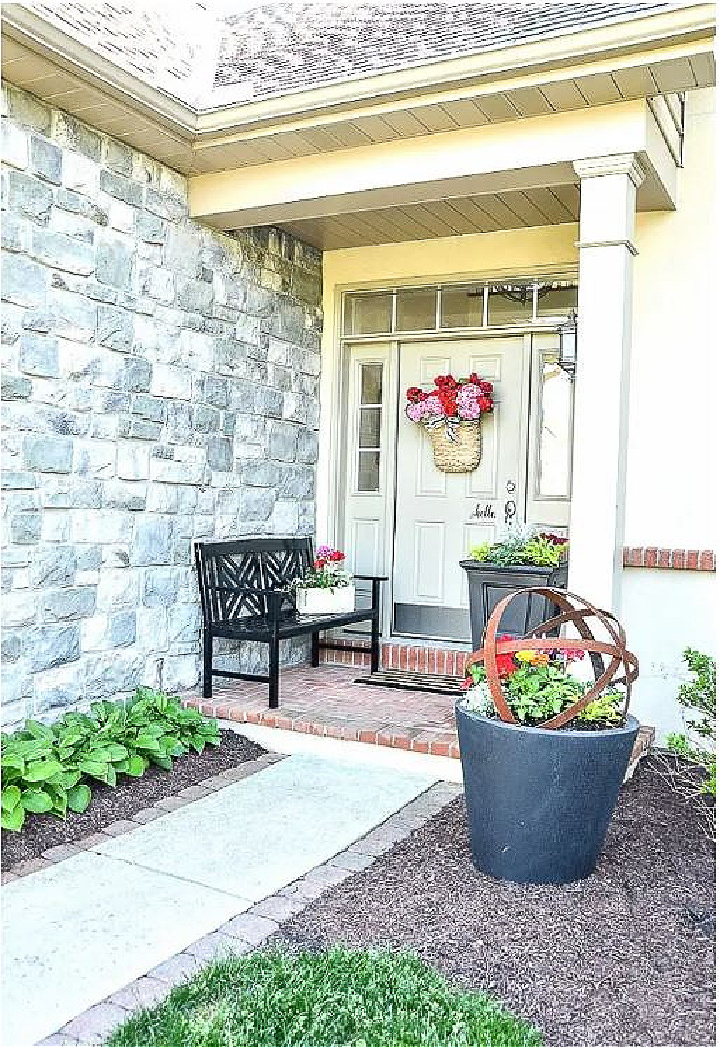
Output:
top-left (460, 560), bottom-right (569, 649)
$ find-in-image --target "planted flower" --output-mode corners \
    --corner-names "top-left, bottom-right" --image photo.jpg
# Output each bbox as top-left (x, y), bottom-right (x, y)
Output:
top-left (405, 373), bottom-right (494, 473)
top-left (469, 523), bottom-right (568, 569)
top-left (462, 639), bottom-right (625, 730)
top-left (291, 546), bottom-right (356, 614)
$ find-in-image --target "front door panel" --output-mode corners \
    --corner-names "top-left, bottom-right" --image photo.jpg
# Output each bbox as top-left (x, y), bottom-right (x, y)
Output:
top-left (394, 337), bottom-right (525, 640)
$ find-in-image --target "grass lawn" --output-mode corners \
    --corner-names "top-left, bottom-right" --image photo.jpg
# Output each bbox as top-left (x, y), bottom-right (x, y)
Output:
top-left (107, 946), bottom-right (542, 1046)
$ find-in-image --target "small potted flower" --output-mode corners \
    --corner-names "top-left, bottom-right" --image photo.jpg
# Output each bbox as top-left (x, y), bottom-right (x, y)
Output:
top-left (291, 546), bottom-right (355, 615)
top-left (456, 588), bottom-right (639, 885)
top-left (406, 373), bottom-right (494, 473)
top-left (460, 524), bottom-right (569, 647)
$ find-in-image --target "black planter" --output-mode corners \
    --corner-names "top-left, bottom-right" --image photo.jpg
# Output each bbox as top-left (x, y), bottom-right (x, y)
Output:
top-left (460, 560), bottom-right (568, 649)
top-left (455, 701), bottom-right (639, 884)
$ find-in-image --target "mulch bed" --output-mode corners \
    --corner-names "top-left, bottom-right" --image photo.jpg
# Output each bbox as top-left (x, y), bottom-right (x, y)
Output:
top-left (277, 756), bottom-right (716, 1047)
top-left (2, 730), bottom-right (265, 872)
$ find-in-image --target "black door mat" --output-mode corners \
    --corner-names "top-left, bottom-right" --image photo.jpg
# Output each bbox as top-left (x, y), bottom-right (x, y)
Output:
top-left (355, 669), bottom-right (463, 696)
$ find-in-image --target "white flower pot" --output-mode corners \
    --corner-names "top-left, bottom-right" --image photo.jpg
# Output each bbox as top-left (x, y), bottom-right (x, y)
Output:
top-left (295, 585), bottom-right (355, 615)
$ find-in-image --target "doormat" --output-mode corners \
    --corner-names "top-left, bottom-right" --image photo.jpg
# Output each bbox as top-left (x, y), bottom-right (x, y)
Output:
top-left (355, 669), bottom-right (463, 697)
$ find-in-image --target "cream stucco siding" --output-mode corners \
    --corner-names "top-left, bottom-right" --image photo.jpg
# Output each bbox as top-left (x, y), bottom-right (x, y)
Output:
top-left (628, 88), bottom-right (716, 549)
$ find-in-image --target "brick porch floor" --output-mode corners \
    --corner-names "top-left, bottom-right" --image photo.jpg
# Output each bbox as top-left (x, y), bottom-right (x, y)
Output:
top-left (185, 664), bottom-right (460, 757)
top-left (184, 662), bottom-right (655, 765)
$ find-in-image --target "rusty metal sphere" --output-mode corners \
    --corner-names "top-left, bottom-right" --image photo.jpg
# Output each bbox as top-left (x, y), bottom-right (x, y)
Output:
top-left (465, 587), bottom-right (639, 730)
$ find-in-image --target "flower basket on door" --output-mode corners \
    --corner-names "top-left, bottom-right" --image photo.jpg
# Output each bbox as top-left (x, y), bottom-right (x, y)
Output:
top-left (405, 373), bottom-right (494, 474)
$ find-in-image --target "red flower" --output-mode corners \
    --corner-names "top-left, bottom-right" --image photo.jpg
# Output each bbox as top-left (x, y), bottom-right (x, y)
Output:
top-left (330, 550), bottom-right (345, 562)
top-left (434, 375), bottom-right (459, 392)
top-left (438, 388), bottom-right (458, 416)
top-left (478, 396), bottom-right (493, 413)
top-left (314, 558), bottom-right (326, 570)
top-left (406, 386), bottom-right (426, 404)
top-left (495, 634), bottom-right (519, 677)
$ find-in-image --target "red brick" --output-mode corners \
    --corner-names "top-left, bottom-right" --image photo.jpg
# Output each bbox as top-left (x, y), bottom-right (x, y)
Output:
top-left (411, 739), bottom-right (430, 754)
top-left (430, 740), bottom-right (451, 757)
top-left (657, 548), bottom-right (671, 568)
top-left (671, 549), bottom-right (685, 570)
top-left (644, 547), bottom-right (658, 568)
top-left (391, 734), bottom-right (411, 751)
top-left (275, 716), bottom-right (293, 730)
top-left (359, 730), bottom-right (377, 744)
top-left (449, 743), bottom-right (460, 759)
top-left (228, 707), bottom-right (247, 723)
top-left (686, 549), bottom-right (699, 570)
top-left (377, 732), bottom-right (394, 747)
top-left (699, 550), bottom-right (716, 572)
top-left (244, 710), bottom-right (261, 724)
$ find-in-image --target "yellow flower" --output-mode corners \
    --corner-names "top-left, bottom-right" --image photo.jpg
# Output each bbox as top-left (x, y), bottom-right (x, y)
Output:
top-left (516, 650), bottom-right (536, 663)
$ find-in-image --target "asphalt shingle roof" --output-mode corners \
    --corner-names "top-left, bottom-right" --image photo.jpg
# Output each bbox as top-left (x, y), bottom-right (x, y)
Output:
top-left (215, 2), bottom-right (672, 100)
top-left (24, 1), bottom-right (675, 108)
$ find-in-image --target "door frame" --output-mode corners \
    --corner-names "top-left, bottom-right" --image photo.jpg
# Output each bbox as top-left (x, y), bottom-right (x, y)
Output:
top-left (338, 328), bottom-right (539, 640)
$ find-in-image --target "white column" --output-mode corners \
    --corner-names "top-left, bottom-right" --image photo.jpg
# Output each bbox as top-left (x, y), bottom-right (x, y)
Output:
top-left (568, 154), bottom-right (644, 612)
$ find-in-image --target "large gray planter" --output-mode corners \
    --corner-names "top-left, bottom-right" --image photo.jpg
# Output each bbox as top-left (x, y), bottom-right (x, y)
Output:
top-left (455, 701), bottom-right (639, 884)
top-left (460, 560), bottom-right (568, 648)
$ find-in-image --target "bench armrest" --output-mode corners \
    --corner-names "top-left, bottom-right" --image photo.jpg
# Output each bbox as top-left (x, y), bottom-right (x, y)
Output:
top-left (216, 585), bottom-right (291, 596)
top-left (353, 574), bottom-right (389, 582)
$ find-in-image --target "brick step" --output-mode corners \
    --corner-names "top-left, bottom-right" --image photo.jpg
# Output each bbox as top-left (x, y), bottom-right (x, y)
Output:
top-left (320, 639), bottom-right (471, 677)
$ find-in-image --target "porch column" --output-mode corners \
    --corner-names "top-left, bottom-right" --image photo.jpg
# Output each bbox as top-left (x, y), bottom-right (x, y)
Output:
top-left (568, 154), bottom-right (644, 612)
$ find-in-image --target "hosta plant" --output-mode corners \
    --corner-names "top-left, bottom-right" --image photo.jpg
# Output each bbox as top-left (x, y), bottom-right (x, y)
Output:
top-left (1, 688), bottom-right (220, 832)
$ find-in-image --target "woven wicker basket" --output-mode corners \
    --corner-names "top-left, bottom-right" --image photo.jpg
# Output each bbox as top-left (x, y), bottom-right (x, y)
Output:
top-left (426, 419), bottom-right (482, 473)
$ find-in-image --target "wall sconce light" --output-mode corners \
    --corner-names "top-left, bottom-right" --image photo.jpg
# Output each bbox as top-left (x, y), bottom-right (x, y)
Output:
top-left (558, 310), bottom-right (577, 379)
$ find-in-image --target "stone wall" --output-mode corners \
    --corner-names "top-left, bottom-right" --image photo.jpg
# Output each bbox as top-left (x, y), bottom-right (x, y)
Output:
top-left (1, 83), bottom-right (323, 729)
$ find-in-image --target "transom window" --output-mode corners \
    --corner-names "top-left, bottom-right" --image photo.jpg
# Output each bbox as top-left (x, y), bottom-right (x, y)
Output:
top-left (343, 278), bottom-right (577, 337)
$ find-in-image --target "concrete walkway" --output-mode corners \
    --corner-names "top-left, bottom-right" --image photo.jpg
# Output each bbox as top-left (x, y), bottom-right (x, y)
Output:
top-left (2, 752), bottom-right (438, 1047)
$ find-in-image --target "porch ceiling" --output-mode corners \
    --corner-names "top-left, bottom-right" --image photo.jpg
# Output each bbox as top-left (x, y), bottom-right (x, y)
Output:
top-left (277, 185), bottom-right (581, 251)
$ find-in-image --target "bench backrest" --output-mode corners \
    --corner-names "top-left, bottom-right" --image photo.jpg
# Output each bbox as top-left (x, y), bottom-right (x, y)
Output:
top-left (195, 537), bottom-right (313, 624)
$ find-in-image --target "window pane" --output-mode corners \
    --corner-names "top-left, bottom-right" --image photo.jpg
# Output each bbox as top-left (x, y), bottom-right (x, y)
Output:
top-left (487, 284), bottom-right (533, 326)
top-left (358, 450), bottom-right (380, 492)
top-left (440, 285), bottom-right (484, 328)
top-left (360, 363), bottom-right (383, 405)
top-left (536, 285), bottom-right (578, 319)
top-left (344, 293), bottom-right (392, 335)
top-left (537, 360), bottom-right (572, 498)
top-left (396, 287), bottom-right (437, 331)
top-left (359, 408), bottom-right (381, 448)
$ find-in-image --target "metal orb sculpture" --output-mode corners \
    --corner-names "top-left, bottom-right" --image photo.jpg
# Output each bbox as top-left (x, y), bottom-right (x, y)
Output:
top-left (465, 587), bottom-right (639, 730)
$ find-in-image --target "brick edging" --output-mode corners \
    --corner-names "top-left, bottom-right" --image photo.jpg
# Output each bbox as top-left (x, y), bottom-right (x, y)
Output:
top-left (623, 547), bottom-right (715, 572)
top-left (40, 782), bottom-right (462, 1046)
top-left (1, 752), bottom-right (283, 885)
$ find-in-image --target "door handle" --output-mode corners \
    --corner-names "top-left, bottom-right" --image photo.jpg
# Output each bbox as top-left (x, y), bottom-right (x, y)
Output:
top-left (504, 499), bottom-right (516, 527)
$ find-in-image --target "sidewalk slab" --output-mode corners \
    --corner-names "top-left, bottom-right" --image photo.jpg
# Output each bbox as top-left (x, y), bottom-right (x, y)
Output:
top-left (1, 851), bottom-right (250, 1047)
top-left (95, 753), bottom-right (437, 899)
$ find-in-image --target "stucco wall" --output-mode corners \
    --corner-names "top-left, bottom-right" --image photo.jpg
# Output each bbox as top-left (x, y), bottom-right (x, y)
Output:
top-left (1, 84), bottom-right (323, 729)
top-left (628, 87), bottom-right (716, 548)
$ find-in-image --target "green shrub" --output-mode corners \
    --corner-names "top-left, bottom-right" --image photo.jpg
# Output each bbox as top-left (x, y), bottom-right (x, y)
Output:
top-left (667, 648), bottom-right (716, 798)
top-left (1, 689), bottom-right (220, 832)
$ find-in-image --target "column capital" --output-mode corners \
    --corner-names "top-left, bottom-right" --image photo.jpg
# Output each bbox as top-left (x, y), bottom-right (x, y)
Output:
top-left (573, 154), bottom-right (645, 187)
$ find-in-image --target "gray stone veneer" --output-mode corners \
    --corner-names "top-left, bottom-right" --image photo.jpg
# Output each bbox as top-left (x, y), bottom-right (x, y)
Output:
top-left (1, 83), bottom-right (323, 730)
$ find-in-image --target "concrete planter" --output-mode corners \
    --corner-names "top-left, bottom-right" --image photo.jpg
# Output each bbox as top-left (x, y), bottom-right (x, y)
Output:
top-left (460, 560), bottom-right (568, 648)
top-left (455, 700), bottom-right (639, 884)
top-left (295, 585), bottom-right (355, 615)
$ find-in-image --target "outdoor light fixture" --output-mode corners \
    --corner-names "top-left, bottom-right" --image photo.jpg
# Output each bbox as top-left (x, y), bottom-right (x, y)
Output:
top-left (558, 310), bottom-right (578, 379)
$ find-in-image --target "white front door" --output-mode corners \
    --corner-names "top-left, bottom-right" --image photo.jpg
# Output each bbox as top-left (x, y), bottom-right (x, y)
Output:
top-left (393, 336), bottom-right (528, 640)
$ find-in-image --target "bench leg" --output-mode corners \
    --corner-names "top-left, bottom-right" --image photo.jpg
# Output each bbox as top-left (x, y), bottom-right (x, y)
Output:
top-left (311, 631), bottom-right (320, 668)
top-left (202, 628), bottom-right (213, 701)
top-left (268, 634), bottom-right (280, 710)
top-left (370, 579), bottom-right (381, 674)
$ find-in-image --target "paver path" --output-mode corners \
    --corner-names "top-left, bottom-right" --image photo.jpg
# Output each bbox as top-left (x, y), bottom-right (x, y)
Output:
top-left (2, 753), bottom-right (437, 1046)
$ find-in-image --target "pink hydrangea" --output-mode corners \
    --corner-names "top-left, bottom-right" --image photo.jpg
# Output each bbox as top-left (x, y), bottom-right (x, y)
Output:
top-left (406, 400), bottom-right (430, 422)
top-left (424, 394), bottom-right (443, 417)
top-left (456, 383), bottom-right (483, 420)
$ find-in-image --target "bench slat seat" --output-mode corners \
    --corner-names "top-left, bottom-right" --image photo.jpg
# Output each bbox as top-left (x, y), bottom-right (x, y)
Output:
top-left (194, 537), bottom-right (386, 709)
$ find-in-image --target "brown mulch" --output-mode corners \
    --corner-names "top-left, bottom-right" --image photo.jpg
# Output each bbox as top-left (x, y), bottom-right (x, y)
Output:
top-left (2, 729), bottom-right (265, 871)
top-left (276, 756), bottom-right (716, 1047)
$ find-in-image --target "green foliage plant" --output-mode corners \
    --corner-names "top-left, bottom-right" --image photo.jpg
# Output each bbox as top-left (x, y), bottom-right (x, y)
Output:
top-left (469, 525), bottom-right (568, 569)
top-left (1, 688), bottom-right (220, 832)
top-left (106, 946), bottom-right (542, 1047)
top-left (667, 648), bottom-right (716, 798)
top-left (464, 657), bottom-right (625, 730)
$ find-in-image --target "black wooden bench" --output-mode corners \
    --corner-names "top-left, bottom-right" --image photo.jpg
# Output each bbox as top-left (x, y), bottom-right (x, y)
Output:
top-left (194, 537), bottom-right (387, 709)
